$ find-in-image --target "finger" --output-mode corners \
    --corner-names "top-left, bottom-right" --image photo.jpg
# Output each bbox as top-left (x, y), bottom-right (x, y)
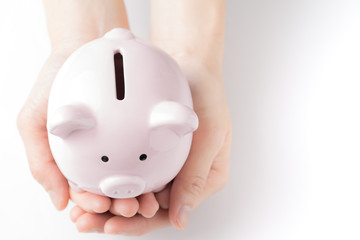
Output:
top-left (169, 122), bottom-right (225, 230)
top-left (110, 198), bottom-right (139, 217)
top-left (137, 192), bottom-right (159, 218)
top-left (70, 189), bottom-right (111, 213)
top-left (17, 114), bottom-right (69, 210)
top-left (76, 211), bottom-right (113, 233)
top-left (203, 130), bottom-right (231, 195)
top-left (104, 209), bottom-right (170, 235)
top-left (155, 184), bottom-right (171, 210)
top-left (70, 205), bottom-right (86, 223)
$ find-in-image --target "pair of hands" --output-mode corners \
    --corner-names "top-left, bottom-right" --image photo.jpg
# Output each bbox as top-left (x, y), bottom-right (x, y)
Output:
top-left (17, 40), bottom-right (231, 235)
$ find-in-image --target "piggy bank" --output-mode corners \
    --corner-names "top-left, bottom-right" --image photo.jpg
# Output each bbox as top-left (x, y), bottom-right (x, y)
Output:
top-left (47, 28), bottom-right (198, 199)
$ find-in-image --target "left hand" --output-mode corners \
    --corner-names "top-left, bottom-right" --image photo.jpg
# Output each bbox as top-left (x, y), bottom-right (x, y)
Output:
top-left (70, 191), bottom-right (166, 234)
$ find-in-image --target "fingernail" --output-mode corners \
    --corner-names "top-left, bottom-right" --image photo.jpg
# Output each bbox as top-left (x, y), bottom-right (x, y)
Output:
top-left (177, 205), bottom-right (191, 230)
top-left (48, 190), bottom-right (59, 210)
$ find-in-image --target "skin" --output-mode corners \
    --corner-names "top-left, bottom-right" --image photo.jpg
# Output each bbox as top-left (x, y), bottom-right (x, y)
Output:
top-left (17, 0), bottom-right (231, 235)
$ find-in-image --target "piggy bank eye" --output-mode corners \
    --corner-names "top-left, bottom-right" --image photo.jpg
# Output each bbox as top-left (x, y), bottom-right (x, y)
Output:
top-left (139, 154), bottom-right (147, 161)
top-left (101, 156), bottom-right (109, 162)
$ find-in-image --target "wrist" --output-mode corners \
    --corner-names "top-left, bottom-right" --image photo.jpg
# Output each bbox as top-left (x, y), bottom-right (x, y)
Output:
top-left (152, 39), bottom-right (224, 81)
top-left (44, 0), bottom-right (129, 52)
top-left (150, 0), bottom-right (225, 76)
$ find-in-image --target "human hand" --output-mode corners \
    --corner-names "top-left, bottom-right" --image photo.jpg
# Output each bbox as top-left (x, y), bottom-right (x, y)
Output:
top-left (17, 49), bottom-right (73, 211)
top-left (165, 58), bottom-right (232, 230)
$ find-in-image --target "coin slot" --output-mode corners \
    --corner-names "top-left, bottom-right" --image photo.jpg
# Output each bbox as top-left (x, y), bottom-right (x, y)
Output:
top-left (114, 52), bottom-right (125, 100)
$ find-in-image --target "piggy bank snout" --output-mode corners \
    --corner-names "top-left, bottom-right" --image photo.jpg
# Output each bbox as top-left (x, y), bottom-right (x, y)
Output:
top-left (100, 176), bottom-right (146, 198)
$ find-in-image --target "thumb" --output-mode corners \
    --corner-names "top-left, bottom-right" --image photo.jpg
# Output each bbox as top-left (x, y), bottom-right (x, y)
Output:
top-left (169, 126), bottom-right (223, 230)
top-left (18, 111), bottom-right (69, 210)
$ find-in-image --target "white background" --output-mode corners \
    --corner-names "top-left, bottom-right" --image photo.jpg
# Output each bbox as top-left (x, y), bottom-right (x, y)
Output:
top-left (1, 0), bottom-right (360, 239)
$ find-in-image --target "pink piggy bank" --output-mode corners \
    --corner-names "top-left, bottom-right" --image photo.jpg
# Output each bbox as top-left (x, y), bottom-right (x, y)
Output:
top-left (47, 28), bottom-right (198, 199)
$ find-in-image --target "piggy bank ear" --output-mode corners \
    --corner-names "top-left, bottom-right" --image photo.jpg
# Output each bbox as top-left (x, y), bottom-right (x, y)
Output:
top-left (47, 104), bottom-right (96, 139)
top-left (149, 101), bottom-right (199, 152)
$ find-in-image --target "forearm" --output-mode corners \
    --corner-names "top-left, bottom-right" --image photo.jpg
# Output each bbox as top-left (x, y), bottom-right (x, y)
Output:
top-left (44, 0), bottom-right (129, 53)
top-left (150, 0), bottom-right (226, 75)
